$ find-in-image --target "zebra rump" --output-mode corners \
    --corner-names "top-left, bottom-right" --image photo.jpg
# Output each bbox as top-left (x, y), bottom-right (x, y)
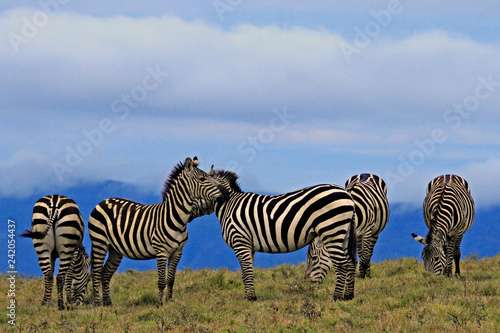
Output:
top-left (21, 194), bottom-right (90, 310)
top-left (411, 174), bottom-right (474, 276)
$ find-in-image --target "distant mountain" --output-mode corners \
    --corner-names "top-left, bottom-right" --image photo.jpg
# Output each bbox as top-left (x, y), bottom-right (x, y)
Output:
top-left (2, 181), bottom-right (498, 277)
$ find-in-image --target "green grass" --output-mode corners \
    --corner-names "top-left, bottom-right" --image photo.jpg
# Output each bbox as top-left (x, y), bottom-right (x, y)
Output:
top-left (2, 255), bottom-right (499, 332)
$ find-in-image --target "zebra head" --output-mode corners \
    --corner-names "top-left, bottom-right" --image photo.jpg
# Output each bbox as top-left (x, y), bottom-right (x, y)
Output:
top-left (304, 237), bottom-right (332, 283)
top-left (188, 168), bottom-right (239, 221)
top-left (70, 245), bottom-right (91, 304)
top-left (162, 157), bottom-right (228, 212)
top-left (208, 169), bottom-right (242, 193)
top-left (411, 232), bottom-right (446, 275)
top-left (189, 197), bottom-right (216, 222)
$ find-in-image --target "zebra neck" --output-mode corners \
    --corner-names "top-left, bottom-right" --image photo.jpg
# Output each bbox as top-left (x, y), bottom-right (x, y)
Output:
top-left (163, 186), bottom-right (194, 225)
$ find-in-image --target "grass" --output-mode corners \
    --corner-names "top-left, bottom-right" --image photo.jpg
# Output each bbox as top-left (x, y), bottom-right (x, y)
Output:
top-left (2, 255), bottom-right (499, 332)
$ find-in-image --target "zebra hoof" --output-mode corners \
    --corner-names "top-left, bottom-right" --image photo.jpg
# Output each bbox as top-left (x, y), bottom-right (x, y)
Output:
top-left (245, 295), bottom-right (257, 302)
top-left (333, 294), bottom-right (350, 302)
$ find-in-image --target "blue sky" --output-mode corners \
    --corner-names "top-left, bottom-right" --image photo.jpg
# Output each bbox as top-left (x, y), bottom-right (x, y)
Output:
top-left (1, 1), bottom-right (499, 207)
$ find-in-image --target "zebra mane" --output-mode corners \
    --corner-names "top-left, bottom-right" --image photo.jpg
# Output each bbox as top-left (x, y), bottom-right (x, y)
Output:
top-left (161, 161), bottom-right (188, 201)
top-left (217, 170), bottom-right (243, 193)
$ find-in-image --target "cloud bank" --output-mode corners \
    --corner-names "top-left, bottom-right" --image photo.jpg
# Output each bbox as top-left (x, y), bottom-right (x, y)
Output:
top-left (1, 7), bottom-right (499, 206)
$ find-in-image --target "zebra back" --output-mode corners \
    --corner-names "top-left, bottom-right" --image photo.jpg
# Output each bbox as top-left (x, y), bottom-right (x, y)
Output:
top-left (345, 173), bottom-right (389, 236)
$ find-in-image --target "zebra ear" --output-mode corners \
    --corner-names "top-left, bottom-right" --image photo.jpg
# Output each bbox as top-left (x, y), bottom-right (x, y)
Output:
top-left (193, 156), bottom-right (199, 167)
top-left (209, 165), bottom-right (215, 176)
top-left (411, 232), bottom-right (426, 245)
top-left (185, 157), bottom-right (194, 172)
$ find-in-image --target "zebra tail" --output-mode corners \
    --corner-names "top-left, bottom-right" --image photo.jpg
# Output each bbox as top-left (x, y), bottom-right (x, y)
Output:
top-left (20, 229), bottom-right (46, 239)
top-left (22, 208), bottom-right (58, 239)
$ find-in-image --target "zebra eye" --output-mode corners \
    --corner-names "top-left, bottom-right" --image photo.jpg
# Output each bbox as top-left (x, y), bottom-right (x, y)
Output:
top-left (199, 177), bottom-right (207, 182)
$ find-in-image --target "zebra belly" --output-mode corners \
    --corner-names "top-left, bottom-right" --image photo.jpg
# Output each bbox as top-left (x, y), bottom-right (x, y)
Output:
top-left (106, 228), bottom-right (157, 260)
top-left (111, 236), bottom-right (156, 260)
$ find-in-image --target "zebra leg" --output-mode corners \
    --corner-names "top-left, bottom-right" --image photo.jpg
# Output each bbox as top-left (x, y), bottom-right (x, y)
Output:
top-left (56, 273), bottom-right (66, 310)
top-left (39, 251), bottom-right (56, 306)
top-left (359, 234), bottom-right (378, 279)
top-left (56, 250), bottom-right (75, 310)
top-left (329, 248), bottom-right (349, 301)
top-left (344, 219), bottom-right (357, 300)
top-left (344, 249), bottom-right (357, 301)
top-left (444, 238), bottom-right (455, 277)
top-left (327, 218), bottom-right (357, 301)
top-left (234, 248), bottom-right (257, 301)
top-left (452, 235), bottom-right (463, 276)
top-left (64, 250), bottom-right (79, 304)
top-left (164, 247), bottom-right (184, 302)
top-left (356, 234), bottom-right (363, 271)
top-left (156, 254), bottom-right (168, 307)
top-left (91, 247), bottom-right (107, 307)
top-left (101, 249), bottom-right (123, 307)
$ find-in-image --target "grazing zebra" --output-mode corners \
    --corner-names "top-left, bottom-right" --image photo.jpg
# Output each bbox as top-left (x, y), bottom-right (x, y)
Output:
top-left (305, 173), bottom-right (389, 280)
top-left (411, 174), bottom-right (474, 276)
top-left (20, 195), bottom-right (90, 310)
top-left (208, 170), bottom-right (357, 301)
top-left (88, 157), bottom-right (227, 306)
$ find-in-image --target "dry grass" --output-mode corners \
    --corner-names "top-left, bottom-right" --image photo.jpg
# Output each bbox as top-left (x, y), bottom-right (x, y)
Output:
top-left (2, 255), bottom-right (499, 332)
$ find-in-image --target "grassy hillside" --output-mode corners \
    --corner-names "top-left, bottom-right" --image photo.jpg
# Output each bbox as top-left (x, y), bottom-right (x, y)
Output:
top-left (2, 255), bottom-right (499, 332)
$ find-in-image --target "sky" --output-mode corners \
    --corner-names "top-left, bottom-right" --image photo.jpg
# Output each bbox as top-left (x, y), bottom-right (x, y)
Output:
top-left (1, 1), bottom-right (500, 207)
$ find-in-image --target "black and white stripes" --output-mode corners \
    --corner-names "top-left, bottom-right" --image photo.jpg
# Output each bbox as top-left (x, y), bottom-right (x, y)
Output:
top-left (88, 157), bottom-right (226, 306)
top-left (210, 170), bottom-right (357, 301)
top-left (305, 173), bottom-right (389, 281)
top-left (20, 195), bottom-right (90, 310)
top-left (21, 160), bottom-right (478, 307)
top-left (412, 174), bottom-right (474, 275)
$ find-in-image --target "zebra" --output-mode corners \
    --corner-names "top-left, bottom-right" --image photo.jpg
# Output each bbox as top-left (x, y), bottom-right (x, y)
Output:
top-left (20, 195), bottom-right (90, 310)
top-left (207, 169), bottom-right (357, 301)
top-left (411, 174), bottom-right (474, 276)
top-left (305, 173), bottom-right (389, 281)
top-left (88, 156), bottom-right (227, 306)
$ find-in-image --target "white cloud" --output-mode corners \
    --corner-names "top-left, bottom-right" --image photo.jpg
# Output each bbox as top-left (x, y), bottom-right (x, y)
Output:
top-left (0, 8), bottom-right (499, 205)
top-left (459, 158), bottom-right (500, 207)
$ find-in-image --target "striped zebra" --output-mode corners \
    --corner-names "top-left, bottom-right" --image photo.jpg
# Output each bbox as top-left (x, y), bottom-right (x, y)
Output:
top-left (412, 174), bottom-right (474, 276)
top-left (88, 157), bottom-right (227, 306)
top-left (305, 173), bottom-right (389, 281)
top-left (208, 170), bottom-right (357, 301)
top-left (20, 195), bottom-right (90, 310)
